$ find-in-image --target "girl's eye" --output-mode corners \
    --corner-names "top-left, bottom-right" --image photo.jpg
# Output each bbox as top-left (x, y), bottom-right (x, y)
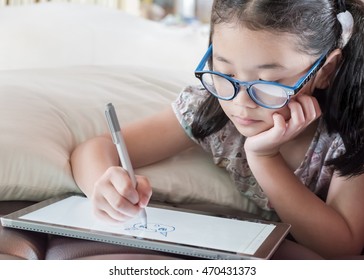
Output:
top-left (259, 78), bottom-right (281, 84)
top-left (212, 68), bottom-right (235, 78)
top-left (259, 78), bottom-right (275, 82)
top-left (216, 71), bottom-right (234, 78)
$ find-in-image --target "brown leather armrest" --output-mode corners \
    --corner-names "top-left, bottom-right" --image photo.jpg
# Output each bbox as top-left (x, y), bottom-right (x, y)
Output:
top-left (45, 235), bottom-right (183, 260)
top-left (0, 201), bottom-right (48, 260)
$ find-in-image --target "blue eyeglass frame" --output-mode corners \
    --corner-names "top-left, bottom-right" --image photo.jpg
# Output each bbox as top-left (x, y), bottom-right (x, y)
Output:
top-left (194, 45), bottom-right (327, 109)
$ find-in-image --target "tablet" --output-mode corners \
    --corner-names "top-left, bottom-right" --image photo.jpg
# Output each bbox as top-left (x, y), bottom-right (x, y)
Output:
top-left (1, 194), bottom-right (290, 260)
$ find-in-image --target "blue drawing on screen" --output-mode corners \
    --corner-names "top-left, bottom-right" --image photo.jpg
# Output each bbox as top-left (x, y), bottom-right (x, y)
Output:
top-left (125, 223), bottom-right (175, 237)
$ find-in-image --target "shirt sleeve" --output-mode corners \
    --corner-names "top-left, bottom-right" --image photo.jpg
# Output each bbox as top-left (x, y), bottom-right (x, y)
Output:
top-left (171, 85), bottom-right (209, 144)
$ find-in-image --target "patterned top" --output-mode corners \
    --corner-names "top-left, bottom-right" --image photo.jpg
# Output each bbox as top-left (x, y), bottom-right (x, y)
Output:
top-left (172, 85), bottom-right (346, 221)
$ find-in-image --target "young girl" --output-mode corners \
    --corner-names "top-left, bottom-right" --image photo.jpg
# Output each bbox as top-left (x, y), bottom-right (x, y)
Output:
top-left (71, 0), bottom-right (364, 259)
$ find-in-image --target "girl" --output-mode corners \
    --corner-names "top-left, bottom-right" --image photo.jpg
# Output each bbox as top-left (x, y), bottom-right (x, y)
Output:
top-left (71, 0), bottom-right (364, 259)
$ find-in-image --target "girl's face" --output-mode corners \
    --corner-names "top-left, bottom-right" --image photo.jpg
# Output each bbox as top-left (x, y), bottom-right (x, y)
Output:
top-left (212, 24), bottom-right (320, 137)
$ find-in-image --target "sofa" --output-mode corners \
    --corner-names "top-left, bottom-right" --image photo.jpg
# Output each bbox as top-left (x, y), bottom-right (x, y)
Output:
top-left (0, 3), bottom-right (362, 260)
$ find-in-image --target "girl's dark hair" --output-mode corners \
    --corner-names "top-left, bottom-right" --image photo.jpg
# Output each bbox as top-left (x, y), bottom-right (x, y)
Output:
top-left (191, 0), bottom-right (364, 177)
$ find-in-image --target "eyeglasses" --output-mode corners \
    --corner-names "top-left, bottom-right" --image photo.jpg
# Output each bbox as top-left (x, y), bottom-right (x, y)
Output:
top-left (194, 45), bottom-right (327, 109)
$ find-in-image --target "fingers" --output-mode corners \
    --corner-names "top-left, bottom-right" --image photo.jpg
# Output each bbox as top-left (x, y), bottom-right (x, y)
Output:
top-left (105, 167), bottom-right (140, 205)
top-left (95, 201), bottom-right (138, 223)
top-left (270, 113), bottom-right (287, 138)
top-left (92, 166), bottom-right (152, 223)
top-left (290, 95), bottom-right (321, 122)
top-left (136, 176), bottom-right (153, 208)
top-left (286, 95), bottom-right (321, 135)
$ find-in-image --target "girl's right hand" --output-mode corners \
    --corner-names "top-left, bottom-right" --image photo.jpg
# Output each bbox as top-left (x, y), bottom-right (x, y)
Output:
top-left (90, 166), bottom-right (152, 223)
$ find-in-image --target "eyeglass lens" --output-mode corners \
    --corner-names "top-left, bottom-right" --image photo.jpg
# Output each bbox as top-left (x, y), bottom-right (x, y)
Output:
top-left (201, 73), bottom-right (288, 107)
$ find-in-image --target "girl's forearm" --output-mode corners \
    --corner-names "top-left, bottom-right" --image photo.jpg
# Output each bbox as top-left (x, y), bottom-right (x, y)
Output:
top-left (246, 152), bottom-right (356, 258)
top-left (70, 136), bottom-right (119, 198)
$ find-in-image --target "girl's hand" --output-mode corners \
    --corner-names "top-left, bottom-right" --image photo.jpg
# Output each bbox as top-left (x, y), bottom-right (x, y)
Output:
top-left (90, 166), bottom-right (152, 223)
top-left (244, 95), bottom-right (321, 157)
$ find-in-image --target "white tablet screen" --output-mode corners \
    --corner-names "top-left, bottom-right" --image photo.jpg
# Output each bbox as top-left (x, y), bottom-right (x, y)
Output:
top-left (20, 196), bottom-right (275, 255)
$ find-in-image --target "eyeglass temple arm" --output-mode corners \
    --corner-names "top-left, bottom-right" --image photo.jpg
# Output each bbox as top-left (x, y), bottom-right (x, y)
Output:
top-left (195, 45), bottom-right (213, 72)
top-left (292, 54), bottom-right (327, 94)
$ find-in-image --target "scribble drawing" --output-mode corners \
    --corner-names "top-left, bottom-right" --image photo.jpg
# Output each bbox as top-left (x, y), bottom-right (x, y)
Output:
top-left (125, 223), bottom-right (175, 237)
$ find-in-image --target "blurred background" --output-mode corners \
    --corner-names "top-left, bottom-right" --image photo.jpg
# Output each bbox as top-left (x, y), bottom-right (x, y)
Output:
top-left (0, 0), bottom-right (213, 24)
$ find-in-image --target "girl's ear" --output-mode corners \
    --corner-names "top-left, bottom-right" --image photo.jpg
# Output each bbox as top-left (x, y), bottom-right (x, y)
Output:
top-left (315, 48), bottom-right (342, 89)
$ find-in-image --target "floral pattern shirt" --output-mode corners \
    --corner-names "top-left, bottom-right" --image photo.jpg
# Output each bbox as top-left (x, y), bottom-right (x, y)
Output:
top-left (172, 85), bottom-right (346, 220)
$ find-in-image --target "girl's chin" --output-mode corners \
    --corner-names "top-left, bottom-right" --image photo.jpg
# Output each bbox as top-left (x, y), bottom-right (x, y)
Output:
top-left (233, 121), bottom-right (271, 137)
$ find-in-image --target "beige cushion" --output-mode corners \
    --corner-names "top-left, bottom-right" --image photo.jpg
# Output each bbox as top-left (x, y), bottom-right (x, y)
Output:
top-left (0, 65), bottom-right (250, 211)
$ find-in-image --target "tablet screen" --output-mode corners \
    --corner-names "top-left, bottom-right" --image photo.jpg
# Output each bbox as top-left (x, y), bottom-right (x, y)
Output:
top-left (19, 196), bottom-right (276, 255)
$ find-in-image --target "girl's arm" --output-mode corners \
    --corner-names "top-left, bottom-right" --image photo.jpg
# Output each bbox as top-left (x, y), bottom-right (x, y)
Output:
top-left (244, 95), bottom-right (364, 258)
top-left (70, 106), bottom-right (195, 222)
top-left (246, 153), bottom-right (364, 258)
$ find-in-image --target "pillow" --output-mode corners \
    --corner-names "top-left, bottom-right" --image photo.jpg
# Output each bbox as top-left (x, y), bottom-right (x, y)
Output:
top-left (0, 3), bottom-right (207, 72)
top-left (0, 65), bottom-right (250, 211)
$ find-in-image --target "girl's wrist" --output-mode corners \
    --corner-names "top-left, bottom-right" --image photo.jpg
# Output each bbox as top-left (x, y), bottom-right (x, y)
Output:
top-left (245, 149), bottom-right (282, 168)
top-left (244, 146), bottom-right (280, 159)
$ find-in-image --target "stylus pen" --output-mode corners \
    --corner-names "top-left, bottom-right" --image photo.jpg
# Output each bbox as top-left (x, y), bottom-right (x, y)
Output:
top-left (105, 103), bottom-right (147, 228)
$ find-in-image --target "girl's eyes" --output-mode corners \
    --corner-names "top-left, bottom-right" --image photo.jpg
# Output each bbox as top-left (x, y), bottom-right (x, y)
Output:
top-left (227, 76), bottom-right (280, 83)
top-left (259, 78), bottom-right (280, 83)
top-left (216, 70), bottom-right (282, 84)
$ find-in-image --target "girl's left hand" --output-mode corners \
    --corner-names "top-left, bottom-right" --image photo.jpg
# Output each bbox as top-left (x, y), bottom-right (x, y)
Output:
top-left (244, 95), bottom-right (321, 157)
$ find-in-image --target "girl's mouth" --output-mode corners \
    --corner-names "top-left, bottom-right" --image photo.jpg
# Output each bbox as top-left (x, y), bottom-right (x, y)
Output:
top-left (232, 115), bottom-right (260, 126)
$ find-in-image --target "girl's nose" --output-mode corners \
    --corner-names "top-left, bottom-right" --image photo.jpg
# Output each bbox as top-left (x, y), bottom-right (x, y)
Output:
top-left (232, 86), bottom-right (258, 108)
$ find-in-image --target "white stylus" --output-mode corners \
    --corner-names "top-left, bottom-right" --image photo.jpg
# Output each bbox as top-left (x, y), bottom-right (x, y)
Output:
top-left (105, 103), bottom-right (147, 227)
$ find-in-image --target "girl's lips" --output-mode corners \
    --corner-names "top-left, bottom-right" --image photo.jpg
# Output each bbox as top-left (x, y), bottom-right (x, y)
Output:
top-left (233, 115), bottom-right (260, 126)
